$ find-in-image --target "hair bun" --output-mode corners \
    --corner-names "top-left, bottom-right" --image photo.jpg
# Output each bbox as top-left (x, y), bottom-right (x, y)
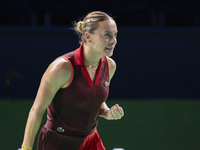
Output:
top-left (73, 11), bottom-right (113, 44)
top-left (76, 21), bottom-right (84, 33)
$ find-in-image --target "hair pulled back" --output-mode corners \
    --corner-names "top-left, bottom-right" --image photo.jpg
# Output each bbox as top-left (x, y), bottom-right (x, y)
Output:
top-left (74, 11), bottom-right (114, 43)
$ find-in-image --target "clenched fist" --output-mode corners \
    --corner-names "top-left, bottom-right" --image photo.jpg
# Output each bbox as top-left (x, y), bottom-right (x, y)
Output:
top-left (104, 104), bottom-right (124, 120)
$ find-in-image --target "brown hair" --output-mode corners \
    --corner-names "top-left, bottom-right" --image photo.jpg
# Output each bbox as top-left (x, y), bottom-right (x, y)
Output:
top-left (73, 11), bottom-right (114, 43)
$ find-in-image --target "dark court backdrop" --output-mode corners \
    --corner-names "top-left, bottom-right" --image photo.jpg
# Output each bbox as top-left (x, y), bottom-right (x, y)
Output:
top-left (0, 0), bottom-right (200, 100)
top-left (0, 1), bottom-right (200, 150)
top-left (0, 27), bottom-right (200, 99)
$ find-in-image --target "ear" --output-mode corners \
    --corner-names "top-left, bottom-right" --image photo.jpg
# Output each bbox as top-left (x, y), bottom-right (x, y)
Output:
top-left (85, 32), bottom-right (92, 42)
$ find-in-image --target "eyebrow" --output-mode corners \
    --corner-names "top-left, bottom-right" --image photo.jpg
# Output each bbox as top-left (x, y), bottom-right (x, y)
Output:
top-left (105, 31), bottom-right (118, 33)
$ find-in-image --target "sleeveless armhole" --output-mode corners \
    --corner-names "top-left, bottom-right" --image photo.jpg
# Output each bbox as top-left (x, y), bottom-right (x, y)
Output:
top-left (58, 56), bottom-right (74, 89)
top-left (105, 56), bottom-right (110, 82)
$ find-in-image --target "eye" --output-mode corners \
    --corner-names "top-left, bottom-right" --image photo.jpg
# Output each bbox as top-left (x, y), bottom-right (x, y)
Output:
top-left (105, 33), bottom-right (110, 37)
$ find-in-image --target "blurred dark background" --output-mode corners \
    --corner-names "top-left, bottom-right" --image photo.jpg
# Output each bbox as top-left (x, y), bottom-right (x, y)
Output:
top-left (1, 1), bottom-right (200, 150)
top-left (0, 0), bottom-right (200, 27)
top-left (0, 0), bottom-right (200, 100)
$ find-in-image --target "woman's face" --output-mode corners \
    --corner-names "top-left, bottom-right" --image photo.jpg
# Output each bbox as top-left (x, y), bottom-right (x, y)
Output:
top-left (90, 18), bottom-right (118, 57)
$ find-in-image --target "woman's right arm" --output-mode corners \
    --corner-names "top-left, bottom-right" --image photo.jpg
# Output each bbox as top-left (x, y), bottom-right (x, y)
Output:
top-left (22, 58), bottom-right (72, 148)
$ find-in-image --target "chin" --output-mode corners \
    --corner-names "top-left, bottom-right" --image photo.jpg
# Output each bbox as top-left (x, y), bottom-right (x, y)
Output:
top-left (103, 50), bottom-right (114, 57)
top-left (105, 52), bottom-right (113, 57)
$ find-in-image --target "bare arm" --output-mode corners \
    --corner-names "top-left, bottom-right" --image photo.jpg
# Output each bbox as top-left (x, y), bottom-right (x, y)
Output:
top-left (22, 58), bottom-right (72, 148)
top-left (99, 102), bottom-right (110, 117)
top-left (99, 57), bottom-right (124, 120)
top-left (107, 56), bottom-right (117, 82)
top-left (99, 57), bottom-right (116, 117)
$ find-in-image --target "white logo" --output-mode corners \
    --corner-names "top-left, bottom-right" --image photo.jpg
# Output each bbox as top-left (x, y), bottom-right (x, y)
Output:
top-left (105, 81), bottom-right (109, 86)
top-left (57, 127), bottom-right (65, 132)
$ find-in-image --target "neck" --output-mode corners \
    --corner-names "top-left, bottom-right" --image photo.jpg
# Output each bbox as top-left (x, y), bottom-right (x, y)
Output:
top-left (83, 43), bottom-right (101, 67)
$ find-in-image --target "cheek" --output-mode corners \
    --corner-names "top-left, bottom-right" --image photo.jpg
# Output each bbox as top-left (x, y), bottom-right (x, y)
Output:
top-left (100, 38), bottom-right (109, 46)
top-left (92, 36), bottom-right (108, 49)
top-left (95, 38), bottom-right (107, 47)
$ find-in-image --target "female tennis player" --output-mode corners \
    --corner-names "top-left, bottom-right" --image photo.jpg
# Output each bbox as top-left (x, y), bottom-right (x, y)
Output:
top-left (21, 11), bottom-right (124, 150)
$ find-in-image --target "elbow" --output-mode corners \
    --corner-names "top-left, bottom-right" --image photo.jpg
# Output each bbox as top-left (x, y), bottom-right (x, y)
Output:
top-left (29, 106), bottom-right (46, 117)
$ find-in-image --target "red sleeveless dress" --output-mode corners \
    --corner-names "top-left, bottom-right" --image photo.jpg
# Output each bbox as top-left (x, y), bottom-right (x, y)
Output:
top-left (37, 44), bottom-right (109, 150)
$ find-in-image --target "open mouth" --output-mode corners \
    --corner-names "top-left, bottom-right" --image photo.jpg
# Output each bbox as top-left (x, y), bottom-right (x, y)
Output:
top-left (105, 47), bottom-right (114, 51)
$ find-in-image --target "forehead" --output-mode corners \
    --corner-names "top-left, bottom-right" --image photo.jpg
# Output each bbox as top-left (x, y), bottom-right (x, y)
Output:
top-left (96, 19), bottom-right (118, 33)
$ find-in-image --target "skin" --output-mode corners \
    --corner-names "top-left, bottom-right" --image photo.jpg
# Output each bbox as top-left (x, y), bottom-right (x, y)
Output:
top-left (83, 18), bottom-right (124, 119)
top-left (22, 18), bottom-right (124, 148)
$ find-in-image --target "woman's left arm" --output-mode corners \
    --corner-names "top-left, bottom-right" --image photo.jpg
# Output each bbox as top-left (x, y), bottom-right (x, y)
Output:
top-left (99, 57), bottom-right (124, 120)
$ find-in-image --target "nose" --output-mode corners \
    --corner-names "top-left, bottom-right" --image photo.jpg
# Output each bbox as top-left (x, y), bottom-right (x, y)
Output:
top-left (110, 36), bottom-right (117, 45)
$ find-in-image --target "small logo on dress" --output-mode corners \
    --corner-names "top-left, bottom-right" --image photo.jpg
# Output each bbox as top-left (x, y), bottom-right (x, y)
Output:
top-left (105, 81), bottom-right (109, 86)
top-left (57, 127), bottom-right (65, 132)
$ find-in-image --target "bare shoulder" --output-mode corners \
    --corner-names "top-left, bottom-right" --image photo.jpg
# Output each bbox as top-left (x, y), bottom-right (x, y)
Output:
top-left (43, 57), bottom-right (73, 89)
top-left (31, 57), bottom-right (73, 113)
top-left (49, 57), bottom-right (72, 77)
top-left (106, 57), bottom-right (116, 80)
top-left (51, 57), bottom-right (72, 71)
